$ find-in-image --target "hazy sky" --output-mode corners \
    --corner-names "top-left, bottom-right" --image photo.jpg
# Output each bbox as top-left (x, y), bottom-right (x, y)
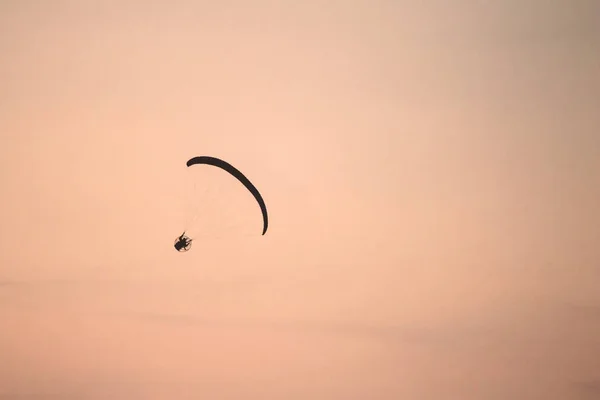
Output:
top-left (1, 1), bottom-right (599, 399)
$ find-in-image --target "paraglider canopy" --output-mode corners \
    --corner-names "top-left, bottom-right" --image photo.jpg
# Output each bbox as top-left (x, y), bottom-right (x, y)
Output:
top-left (185, 156), bottom-right (269, 236)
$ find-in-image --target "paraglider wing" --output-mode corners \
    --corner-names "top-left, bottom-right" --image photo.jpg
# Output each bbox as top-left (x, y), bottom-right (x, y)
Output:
top-left (186, 156), bottom-right (269, 235)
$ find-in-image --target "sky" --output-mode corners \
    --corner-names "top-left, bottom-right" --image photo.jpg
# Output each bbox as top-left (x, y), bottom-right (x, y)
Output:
top-left (1, 0), bottom-right (599, 398)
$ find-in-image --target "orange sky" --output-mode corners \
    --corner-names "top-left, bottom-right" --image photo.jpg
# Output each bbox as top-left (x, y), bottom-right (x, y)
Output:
top-left (1, 1), bottom-right (599, 399)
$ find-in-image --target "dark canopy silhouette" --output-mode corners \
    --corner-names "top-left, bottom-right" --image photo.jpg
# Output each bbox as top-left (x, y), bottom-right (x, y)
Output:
top-left (186, 156), bottom-right (269, 235)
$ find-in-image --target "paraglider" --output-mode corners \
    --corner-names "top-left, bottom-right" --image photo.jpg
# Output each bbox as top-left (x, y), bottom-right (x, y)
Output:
top-left (174, 156), bottom-right (269, 252)
top-left (174, 232), bottom-right (192, 252)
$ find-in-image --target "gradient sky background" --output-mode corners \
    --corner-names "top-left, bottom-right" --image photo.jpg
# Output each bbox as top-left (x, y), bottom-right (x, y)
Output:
top-left (1, 1), bottom-right (599, 399)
